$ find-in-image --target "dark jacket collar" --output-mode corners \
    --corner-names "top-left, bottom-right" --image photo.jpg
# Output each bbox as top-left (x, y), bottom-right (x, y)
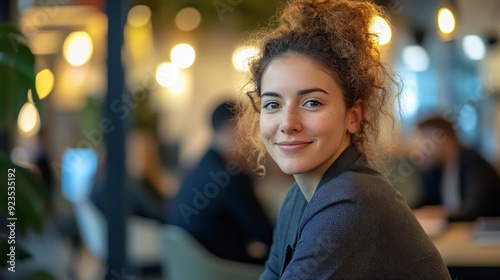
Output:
top-left (316, 145), bottom-right (363, 191)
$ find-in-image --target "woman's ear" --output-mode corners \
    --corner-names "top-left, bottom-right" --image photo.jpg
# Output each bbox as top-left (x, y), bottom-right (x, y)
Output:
top-left (346, 99), bottom-right (365, 134)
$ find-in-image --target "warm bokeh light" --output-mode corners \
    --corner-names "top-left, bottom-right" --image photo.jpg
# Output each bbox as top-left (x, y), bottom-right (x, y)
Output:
top-left (402, 45), bottom-right (429, 72)
top-left (53, 61), bottom-right (90, 110)
top-left (232, 46), bottom-right (259, 72)
top-left (438, 7), bottom-right (455, 35)
top-left (124, 19), bottom-right (154, 65)
top-left (170, 43), bottom-right (196, 69)
top-left (156, 62), bottom-right (180, 88)
top-left (169, 71), bottom-right (188, 95)
top-left (17, 90), bottom-right (41, 137)
top-left (127, 5), bottom-right (151, 27)
top-left (35, 68), bottom-right (55, 99)
top-left (369, 16), bottom-right (392, 45)
top-left (63, 31), bottom-right (93, 66)
top-left (175, 7), bottom-right (202, 31)
top-left (462, 35), bottom-right (486, 61)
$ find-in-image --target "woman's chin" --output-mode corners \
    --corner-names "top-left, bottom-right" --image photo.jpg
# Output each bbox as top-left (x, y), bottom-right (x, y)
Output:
top-left (276, 164), bottom-right (305, 176)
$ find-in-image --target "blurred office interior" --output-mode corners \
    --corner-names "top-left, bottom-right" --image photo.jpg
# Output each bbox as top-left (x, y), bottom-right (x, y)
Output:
top-left (1, 0), bottom-right (500, 279)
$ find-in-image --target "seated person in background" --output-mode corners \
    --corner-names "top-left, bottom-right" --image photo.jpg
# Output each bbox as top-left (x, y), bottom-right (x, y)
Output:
top-left (91, 128), bottom-right (178, 224)
top-left (126, 128), bottom-right (178, 223)
top-left (169, 101), bottom-right (274, 265)
top-left (412, 115), bottom-right (500, 221)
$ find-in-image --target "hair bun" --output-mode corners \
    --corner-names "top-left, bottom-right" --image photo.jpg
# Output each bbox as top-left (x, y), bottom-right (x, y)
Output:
top-left (278, 0), bottom-right (379, 49)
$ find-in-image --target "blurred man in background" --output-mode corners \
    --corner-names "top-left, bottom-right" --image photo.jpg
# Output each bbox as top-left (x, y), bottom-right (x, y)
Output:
top-left (169, 101), bottom-right (274, 265)
top-left (412, 115), bottom-right (500, 221)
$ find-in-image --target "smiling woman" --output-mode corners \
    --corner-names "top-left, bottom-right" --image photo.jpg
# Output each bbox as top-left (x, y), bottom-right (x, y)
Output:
top-left (235, 0), bottom-right (451, 279)
top-left (259, 54), bottom-right (363, 200)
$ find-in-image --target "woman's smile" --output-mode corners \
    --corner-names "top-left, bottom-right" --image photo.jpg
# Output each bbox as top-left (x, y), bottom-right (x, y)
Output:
top-left (276, 140), bottom-right (313, 153)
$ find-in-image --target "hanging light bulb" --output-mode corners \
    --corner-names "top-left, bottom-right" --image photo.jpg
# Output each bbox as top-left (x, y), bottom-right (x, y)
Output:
top-left (462, 35), bottom-right (486, 61)
top-left (156, 62), bottom-right (179, 88)
top-left (36, 68), bottom-right (55, 100)
top-left (437, 6), bottom-right (456, 40)
top-left (369, 16), bottom-right (392, 46)
top-left (127, 5), bottom-right (152, 28)
top-left (402, 45), bottom-right (430, 72)
top-left (170, 43), bottom-right (196, 69)
top-left (232, 46), bottom-right (259, 72)
top-left (63, 31), bottom-right (93, 66)
top-left (17, 89), bottom-right (41, 137)
top-left (175, 7), bottom-right (202, 31)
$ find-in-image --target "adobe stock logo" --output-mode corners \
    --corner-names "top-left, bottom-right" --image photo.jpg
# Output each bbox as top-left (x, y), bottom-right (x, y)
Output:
top-left (177, 160), bottom-right (242, 224)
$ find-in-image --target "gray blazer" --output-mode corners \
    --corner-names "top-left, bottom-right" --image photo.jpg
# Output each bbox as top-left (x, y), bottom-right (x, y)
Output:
top-left (260, 145), bottom-right (451, 280)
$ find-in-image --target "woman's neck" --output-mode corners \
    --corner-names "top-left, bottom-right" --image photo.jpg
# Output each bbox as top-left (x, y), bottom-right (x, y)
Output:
top-left (293, 139), bottom-right (351, 202)
top-left (294, 174), bottom-right (322, 202)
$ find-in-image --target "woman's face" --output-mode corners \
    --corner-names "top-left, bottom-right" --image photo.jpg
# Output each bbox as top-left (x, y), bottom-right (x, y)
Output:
top-left (259, 54), bottom-right (363, 178)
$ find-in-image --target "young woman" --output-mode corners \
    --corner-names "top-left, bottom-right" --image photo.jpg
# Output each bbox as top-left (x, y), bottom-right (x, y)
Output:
top-left (237, 0), bottom-right (451, 279)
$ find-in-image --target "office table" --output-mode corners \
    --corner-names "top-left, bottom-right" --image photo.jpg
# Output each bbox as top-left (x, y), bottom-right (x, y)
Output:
top-left (430, 222), bottom-right (500, 267)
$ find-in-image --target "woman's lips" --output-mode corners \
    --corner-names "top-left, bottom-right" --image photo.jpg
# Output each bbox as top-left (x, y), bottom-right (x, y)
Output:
top-left (276, 141), bottom-right (312, 153)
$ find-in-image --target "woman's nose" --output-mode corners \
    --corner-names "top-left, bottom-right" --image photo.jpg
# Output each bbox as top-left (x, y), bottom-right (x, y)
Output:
top-left (280, 107), bottom-right (302, 134)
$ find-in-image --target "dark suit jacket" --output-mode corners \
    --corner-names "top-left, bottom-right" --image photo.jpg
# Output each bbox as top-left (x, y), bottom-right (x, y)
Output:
top-left (170, 148), bottom-right (274, 264)
top-left (260, 145), bottom-right (450, 280)
top-left (417, 148), bottom-right (500, 221)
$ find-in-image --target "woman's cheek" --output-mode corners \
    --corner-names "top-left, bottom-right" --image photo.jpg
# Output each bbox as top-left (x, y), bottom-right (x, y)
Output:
top-left (260, 115), bottom-right (277, 141)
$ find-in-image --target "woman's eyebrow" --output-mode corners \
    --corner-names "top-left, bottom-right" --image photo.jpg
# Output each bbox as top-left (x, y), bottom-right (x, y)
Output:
top-left (297, 87), bottom-right (329, 95)
top-left (261, 91), bottom-right (281, 98)
top-left (261, 87), bottom-right (329, 97)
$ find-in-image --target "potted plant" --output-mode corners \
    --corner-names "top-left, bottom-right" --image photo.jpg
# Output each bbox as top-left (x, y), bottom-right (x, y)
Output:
top-left (0, 23), bottom-right (49, 277)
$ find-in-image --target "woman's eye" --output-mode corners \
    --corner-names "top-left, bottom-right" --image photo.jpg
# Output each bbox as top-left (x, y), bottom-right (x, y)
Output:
top-left (263, 102), bottom-right (280, 111)
top-left (304, 100), bottom-right (322, 108)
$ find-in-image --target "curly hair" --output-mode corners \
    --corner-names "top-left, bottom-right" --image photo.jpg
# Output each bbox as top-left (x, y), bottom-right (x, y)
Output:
top-left (236, 0), bottom-right (399, 173)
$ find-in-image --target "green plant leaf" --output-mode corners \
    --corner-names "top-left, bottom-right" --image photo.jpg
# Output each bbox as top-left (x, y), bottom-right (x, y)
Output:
top-left (0, 23), bottom-right (37, 132)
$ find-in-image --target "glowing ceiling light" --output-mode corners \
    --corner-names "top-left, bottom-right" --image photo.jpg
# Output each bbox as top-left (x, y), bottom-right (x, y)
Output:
top-left (402, 45), bottom-right (429, 72)
top-left (438, 7), bottom-right (455, 35)
top-left (369, 16), bottom-right (392, 45)
top-left (170, 43), bottom-right (196, 69)
top-left (127, 5), bottom-right (151, 27)
top-left (232, 46), bottom-right (259, 72)
top-left (175, 7), bottom-right (202, 31)
top-left (63, 31), bottom-right (93, 66)
top-left (169, 72), bottom-right (188, 95)
top-left (462, 35), bottom-right (486, 61)
top-left (35, 68), bottom-right (55, 100)
top-left (156, 62), bottom-right (179, 88)
top-left (17, 89), bottom-right (41, 137)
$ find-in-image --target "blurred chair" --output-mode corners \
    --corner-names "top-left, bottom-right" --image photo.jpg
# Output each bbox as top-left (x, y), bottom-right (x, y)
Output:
top-left (161, 225), bottom-right (264, 280)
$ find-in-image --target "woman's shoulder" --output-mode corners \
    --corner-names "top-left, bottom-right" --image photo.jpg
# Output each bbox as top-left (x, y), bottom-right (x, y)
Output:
top-left (319, 153), bottom-right (391, 197)
top-left (309, 162), bottom-right (401, 220)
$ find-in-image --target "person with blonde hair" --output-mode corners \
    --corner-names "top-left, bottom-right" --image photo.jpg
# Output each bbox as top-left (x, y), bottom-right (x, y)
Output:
top-left (237, 0), bottom-right (451, 279)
